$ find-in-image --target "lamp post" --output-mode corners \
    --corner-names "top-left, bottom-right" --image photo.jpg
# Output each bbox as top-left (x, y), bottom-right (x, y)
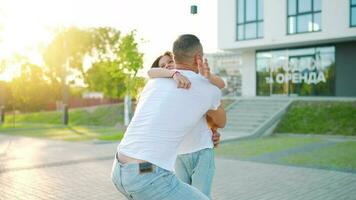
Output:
top-left (0, 88), bottom-right (3, 124)
top-left (189, 2), bottom-right (199, 38)
top-left (124, 94), bottom-right (131, 126)
top-left (124, 73), bottom-right (133, 127)
top-left (191, 5), bottom-right (198, 15)
top-left (0, 63), bottom-right (5, 124)
top-left (0, 106), bottom-right (4, 124)
top-left (62, 42), bottom-right (69, 125)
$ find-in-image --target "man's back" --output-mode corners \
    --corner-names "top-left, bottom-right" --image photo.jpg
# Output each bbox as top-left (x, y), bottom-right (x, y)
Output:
top-left (118, 70), bottom-right (221, 171)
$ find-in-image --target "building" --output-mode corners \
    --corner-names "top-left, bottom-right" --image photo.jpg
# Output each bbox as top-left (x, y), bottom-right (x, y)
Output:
top-left (213, 0), bottom-right (356, 97)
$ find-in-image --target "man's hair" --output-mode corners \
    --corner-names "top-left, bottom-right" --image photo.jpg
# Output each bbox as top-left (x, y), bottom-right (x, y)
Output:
top-left (172, 34), bottom-right (203, 63)
top-left (151, 51), bottom-right (173, 68)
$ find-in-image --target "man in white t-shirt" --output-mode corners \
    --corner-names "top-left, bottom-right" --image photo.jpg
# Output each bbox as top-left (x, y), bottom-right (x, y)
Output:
top-left (111, 34), bottom-right (224, 200)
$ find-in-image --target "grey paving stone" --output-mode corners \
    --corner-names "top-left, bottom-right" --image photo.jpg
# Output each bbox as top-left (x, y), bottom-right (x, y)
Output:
top-left (1, 135), bottom-right (356, 200)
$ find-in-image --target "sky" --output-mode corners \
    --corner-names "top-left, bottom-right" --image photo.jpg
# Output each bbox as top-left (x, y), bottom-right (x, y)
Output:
top-left (0, 0), bottom-right (218, 80)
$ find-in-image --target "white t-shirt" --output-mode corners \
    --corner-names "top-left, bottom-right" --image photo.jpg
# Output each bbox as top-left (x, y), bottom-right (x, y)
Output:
top-left (178, 115), bottom-right (214, 155)
top-left (117, 70), bottom-right (221, 171)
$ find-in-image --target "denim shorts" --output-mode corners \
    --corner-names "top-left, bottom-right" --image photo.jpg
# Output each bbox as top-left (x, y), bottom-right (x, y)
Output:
top-left (175, 148), bottom-right (215, 199)
top-left (111, 155), bottom-right (209, 200)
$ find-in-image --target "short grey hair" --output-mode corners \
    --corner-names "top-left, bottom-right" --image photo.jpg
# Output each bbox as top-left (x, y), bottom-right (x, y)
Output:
top-left (172, 34), bottom-right (203, 63)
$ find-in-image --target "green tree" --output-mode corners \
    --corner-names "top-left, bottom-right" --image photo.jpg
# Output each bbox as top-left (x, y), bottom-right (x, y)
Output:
top-left (42, 26), bottom-right (145, 108)
top-left (89, 27), bottom-right (121, 62)
top-left (85, 29), bottom-right (144, 99)
top-left (118, 31), bottom-right (144, 96)
top-left (86, 61), bottom-right (127, 98)
top-left (43, 27), bottom-right (93, 102)
top-left (9, 62), bottom-right (54, 112)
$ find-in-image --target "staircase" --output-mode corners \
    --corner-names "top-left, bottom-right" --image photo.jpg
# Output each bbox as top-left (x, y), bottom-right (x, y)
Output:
top-left (221, 98), bottom-right (292, 142)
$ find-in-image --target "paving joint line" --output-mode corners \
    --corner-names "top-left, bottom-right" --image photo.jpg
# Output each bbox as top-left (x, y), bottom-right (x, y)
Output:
top-left (0, 155), bottom-right (114, 174)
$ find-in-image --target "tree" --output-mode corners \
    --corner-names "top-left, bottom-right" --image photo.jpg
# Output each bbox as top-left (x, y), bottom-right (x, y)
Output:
top-left (85, 61), bottom-right (127, 98)
top-left (85, 29), bottom-right (144, 100)
top-left (8, 62), bottom-right (54, 112)
top-left (84, 27), bottom-right (124, 97)
top-left (43, 27), bottom-right (145, 99)
top-left (82, 29), bottom-right (144, 125)
top-left (43, 27), bottom-right (93, 103)
top-left (117, 31), bottom-right (144, 125)
top-left (89, 27), bottom-right (121, 62)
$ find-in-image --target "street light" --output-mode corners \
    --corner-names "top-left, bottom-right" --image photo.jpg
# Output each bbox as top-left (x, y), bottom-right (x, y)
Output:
top-left (0, 106), bottom-right (4, 124)
top-left (191, 5), bottom-right (198, 15)
top-left (62, 41), bottom-right (69, 125)
top-left (0, 82), bottom-right (5, 124)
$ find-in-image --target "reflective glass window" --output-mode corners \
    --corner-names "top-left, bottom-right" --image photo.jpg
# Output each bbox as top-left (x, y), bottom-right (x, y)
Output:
top-left (352, 1), bottom-right (356, 27)
top-left (236, 0), bottom-right (263, 40)
top-left (297, 14), bottom-right (313, 32)
top-left (246, 0), bottom-right (257, 21)
top-left (256, 46), bottom-right (335, 96)
top-left (288, 0), bottom-right (321, 34)
top-left (298, 0), bottom-right (312, 13)
top-left (288, 0), bottom-right (297, 15)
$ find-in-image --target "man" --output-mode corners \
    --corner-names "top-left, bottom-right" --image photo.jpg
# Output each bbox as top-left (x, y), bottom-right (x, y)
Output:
top-left (111, 34), bottom-right (224, 199)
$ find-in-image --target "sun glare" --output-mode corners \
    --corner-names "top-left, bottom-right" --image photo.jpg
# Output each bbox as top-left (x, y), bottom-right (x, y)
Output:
top-left (0, 0), bottom-right (58, 80)
top-left (0, 0), bottom-right (218, 81)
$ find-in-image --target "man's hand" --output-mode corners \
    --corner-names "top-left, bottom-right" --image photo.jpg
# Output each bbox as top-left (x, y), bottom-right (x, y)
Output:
top-left (212, 129), bottom-right (221, 148)
top-left (198, 58), bottom-right (211, 79)
top-left (173, 72), bottom-right (191, 89)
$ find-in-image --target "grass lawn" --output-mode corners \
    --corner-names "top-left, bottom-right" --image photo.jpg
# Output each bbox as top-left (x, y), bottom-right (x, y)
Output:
top-left (0, 123), bottom-right (124, 141)
top-left (3, 103), bottom-right (125, 126)
top-left (281, 141), bottom-right (356, 172)
top-left (275, 101), bottom-right (356, 135)
top-left (216, 135), bottom-right (322, 159)
top-left (216, 135), bottom-right (356, 172)
top-left (0, 104), bottom-right (126, 141)
top-left (0, 99), bottom-right (236, 142)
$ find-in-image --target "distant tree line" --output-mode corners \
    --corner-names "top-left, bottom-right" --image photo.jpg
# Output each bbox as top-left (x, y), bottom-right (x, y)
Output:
top-left (0, 27), bottom-right (146, 112)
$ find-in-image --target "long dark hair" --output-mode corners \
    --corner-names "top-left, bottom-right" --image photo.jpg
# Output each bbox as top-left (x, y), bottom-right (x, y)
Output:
top-left (151, 51), bottom-right (173, 68)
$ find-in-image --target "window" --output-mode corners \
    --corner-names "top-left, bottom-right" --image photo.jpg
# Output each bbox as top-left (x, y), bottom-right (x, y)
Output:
top-left (256, 46), bottom-right (335, 96)
top-left (351, 0), bottom-right (356, 27)
top-left (236, 0), bottom-right (263, 40)
top-left (287, 0), bottom-right (321, 34)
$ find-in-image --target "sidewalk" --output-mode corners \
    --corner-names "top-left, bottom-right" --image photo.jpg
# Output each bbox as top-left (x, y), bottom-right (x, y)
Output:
top-left (1, 135), bottom-right (355, 200)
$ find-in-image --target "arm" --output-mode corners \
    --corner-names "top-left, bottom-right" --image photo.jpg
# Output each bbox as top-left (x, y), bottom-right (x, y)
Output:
top-left (147, 68), bottom-right (191, 89)
top-left (198, 58), bottom-right (225, 89)
top-left (206, 104), bottom-right (226, 128)
top-left (147, 68), bottom-right (177, 78)
top-left (208, 74), bottom-right (225, 89)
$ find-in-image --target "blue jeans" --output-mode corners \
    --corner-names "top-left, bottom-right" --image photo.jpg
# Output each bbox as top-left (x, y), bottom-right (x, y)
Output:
top-left (175, 148), bottom-right (215, 199)
top-left (111, 156), bottom-right (209, 200)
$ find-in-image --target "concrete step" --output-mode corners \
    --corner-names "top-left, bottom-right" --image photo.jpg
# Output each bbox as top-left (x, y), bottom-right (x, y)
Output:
top-left (226, 121), bottom-right (261, 126)
top-left (223, 126), bottom-right (256, 132)
top-left (226, 122), bottom-right (264, 128)
top-left (222, 98), bottom-right (292, 141)
top-left (231, 108), bottom-right (278, 114)
top-left (228, 113), bottom-right (270, 118)
top-left (230, 104), bottom-right (286, 109)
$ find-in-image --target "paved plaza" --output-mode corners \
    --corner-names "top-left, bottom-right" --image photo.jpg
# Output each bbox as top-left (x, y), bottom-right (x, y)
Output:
top-left (1, 135), bottom-right (356, 200)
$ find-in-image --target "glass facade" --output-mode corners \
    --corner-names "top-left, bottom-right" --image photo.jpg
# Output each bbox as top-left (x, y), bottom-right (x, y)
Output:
top-left (351, 0), bottom-right (356, 27)
top-left (236, 0), bottom-right (263, 40)
top-left (208, 54), bottom-right (243, 97)
top-left (256, 46), bottom-right (335, 96)
top-left (287, 0), bottom-right (321, 34)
